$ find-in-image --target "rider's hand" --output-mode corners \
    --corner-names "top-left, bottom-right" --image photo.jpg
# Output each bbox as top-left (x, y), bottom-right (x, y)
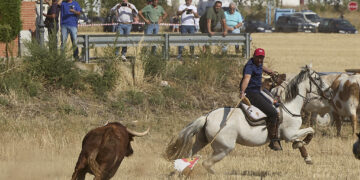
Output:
top-left (239, 91), bottom-right (245, 99)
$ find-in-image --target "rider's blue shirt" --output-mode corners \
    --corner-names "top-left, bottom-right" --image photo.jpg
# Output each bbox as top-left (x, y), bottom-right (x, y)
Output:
top-left (242, 58), bottom-right (263, 93)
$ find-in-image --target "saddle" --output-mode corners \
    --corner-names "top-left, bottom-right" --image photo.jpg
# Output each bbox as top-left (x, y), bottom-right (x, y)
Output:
top-left (239, 91), bottom-right (283, 126)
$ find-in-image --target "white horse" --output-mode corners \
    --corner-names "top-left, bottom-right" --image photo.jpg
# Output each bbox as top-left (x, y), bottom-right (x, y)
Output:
top-left (165, 65), bottom-right (331, 174)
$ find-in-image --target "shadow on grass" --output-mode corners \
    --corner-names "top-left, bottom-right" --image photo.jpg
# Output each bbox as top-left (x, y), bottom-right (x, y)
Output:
top-left (227, 169), bottom-right (281, 178)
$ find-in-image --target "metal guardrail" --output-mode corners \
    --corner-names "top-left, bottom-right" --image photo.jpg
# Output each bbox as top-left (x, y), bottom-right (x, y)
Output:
top-left (77, 33), bottom-right (251, 63)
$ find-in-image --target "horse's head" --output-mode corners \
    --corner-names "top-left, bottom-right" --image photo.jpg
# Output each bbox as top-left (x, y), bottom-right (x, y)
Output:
top-left (302, 64), bottom-right (332, 101)
top-left (284, 64), bottom-right (332, 103)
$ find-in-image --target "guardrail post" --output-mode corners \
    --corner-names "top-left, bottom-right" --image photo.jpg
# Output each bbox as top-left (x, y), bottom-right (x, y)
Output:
top-left (85, 35), bottom-right (89, 63)
top-left (163, 34), bottom-right (169, 60)
top-left (245, 33), bottom-right (251, 59)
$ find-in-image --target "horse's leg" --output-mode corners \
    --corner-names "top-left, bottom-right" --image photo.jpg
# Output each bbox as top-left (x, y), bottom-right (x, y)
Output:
top-left (288, 128), bottom-right (314, 164)
top-left (351, 114), bottom-right (358, 136)
top-left (332, 112), bottom-right (342, 136)
top-left (287, 127), bottom-right (314, 142)
top-left (310, 113), bottom-right (318, 127)
top-left (299, 146), bottom-right (313, 164)
top-left (191, 129), bottom-right (208, 156)
top-left (202, 140), bottom-right (235, 174)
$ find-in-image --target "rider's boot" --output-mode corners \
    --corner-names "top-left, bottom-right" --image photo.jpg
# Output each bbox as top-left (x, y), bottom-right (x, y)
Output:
top-left (267, 122), bottom-right (282, 151)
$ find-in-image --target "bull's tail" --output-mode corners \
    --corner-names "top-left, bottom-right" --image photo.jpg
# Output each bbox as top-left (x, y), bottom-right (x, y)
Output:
top-left (165, 115), bottom-right (207, 161)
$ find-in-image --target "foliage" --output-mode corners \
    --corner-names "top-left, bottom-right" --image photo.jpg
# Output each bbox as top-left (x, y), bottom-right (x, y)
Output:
top-left (85, 59), bottom-right (119, 98)
top-left (168, 57), bottom-right (234, 87)
top-left (23, 40), bottom-right (82, 90)
top-left (0, 59), bottom-right (41, 97)
top-left (0, 0), bottom-right (22, 43)
top-left (142, 53), bottom-right (167, 77)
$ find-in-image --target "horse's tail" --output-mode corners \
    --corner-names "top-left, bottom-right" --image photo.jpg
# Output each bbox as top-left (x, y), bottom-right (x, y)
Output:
top-left (165, 115), bottom-right (207, 161)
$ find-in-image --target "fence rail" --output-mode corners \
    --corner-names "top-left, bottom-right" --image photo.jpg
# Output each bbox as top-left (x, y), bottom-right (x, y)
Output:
top-left (77, 33), bottom-right (251, 63)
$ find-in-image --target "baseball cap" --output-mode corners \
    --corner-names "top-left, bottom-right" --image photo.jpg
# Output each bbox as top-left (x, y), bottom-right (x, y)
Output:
top-left (254, 48), bottom-right (265, 57)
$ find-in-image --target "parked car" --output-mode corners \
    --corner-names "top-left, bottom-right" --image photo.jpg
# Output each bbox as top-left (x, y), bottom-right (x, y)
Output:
top-left (103, 14), bottom-right (144, 32)
top-left (275, 16), bottom-right (316, 33)
top-left (103, 14), bottom-right (115, 32)
top-left (244, 20), bottom-right (274, 33)
top-left (88, 16), bottom-right (105, 24)
top-left (318, 18), bottom-right (358, 34)
top-left (78, 12), bottom-right (91, 25)
top-left (292, 10), bottom-right (321, 27)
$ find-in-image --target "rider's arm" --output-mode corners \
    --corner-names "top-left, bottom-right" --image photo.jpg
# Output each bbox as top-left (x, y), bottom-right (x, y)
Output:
top-left (240, 74), bottom-right (251, 98)
top-left (263, 66), bottom-right (274, 75)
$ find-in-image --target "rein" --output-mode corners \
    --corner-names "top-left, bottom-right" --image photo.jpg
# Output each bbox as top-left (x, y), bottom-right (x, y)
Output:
top-left (280, 68), bottom-right (331, 117)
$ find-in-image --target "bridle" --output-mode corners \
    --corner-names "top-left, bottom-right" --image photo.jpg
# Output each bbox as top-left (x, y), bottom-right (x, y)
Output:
top-left (281, 68), bottom-right (332, 117)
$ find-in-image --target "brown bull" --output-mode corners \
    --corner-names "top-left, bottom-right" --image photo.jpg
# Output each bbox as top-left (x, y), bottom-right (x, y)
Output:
top-left (71, 122), bottom-right (149, 180)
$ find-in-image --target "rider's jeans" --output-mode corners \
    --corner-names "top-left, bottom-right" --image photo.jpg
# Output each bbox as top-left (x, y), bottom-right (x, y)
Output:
top-left (246, 91), bottom-right (278, 124)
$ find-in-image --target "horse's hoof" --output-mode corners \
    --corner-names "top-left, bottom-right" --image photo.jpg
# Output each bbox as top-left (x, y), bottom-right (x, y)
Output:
top-left (304, 157), bottom-right (313, 165)
top-left (292, 141), bottom-right (305, 149)
top-left (203, 162), bottom-right (215, 174)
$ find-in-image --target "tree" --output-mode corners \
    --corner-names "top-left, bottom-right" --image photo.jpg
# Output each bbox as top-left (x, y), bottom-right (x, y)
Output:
top-left (0, 0), bottom-right (22, 59)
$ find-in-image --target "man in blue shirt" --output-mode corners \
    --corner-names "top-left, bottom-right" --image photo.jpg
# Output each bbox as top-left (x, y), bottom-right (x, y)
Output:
top-left (239, 48), bottom-right (282, 151)
top-left (60, 0), bottom-right (81, 59)
top-left (223, 2), bottom-right (243, 54)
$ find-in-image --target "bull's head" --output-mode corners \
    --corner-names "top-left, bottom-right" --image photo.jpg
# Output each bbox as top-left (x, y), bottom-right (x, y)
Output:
top-left (353, 133), bottom-right (360, 160)
top-left (125, 127), bottom-right (150, 157)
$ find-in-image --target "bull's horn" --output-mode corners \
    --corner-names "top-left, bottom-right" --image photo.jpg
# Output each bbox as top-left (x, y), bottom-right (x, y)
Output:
top-left (126, 127), bottom-right (150, 136)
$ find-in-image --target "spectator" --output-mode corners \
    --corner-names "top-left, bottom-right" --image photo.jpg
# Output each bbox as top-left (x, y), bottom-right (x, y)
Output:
top-left (60, 0), bottom-right (81, 60)
top-left (138, 0), bottom-right (168, 54)
top-left (111, 0), bottom-right (138, 61)
top-left (199, 1), bottom-right (227, 52)
top-left (177, 0), bottom-right (199, 59)
top-left (171, 16), bottom-right (180, 33)
top-left (222, 2), bottom-right (243, 54)
top-left (43, 0), bottom-right (61, 46)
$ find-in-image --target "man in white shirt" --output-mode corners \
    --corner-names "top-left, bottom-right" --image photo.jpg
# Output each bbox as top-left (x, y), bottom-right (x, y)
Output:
top-left (177, 0), bottom-right (199, 59)
top-left (111, 0), bottom-right (138, 61)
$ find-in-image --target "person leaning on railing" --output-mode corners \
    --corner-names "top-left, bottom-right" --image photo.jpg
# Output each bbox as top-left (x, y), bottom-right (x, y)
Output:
top-left (110, 0), bottom-right (138, 61)
top-left (138, 0), bottom-right (168, 55)
top-left (222, 2), bottom-right (243, 54)
top-left (199, 1), bottom-right (227, 53)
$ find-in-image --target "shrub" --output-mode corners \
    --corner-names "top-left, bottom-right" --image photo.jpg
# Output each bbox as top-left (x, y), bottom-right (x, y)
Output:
top-left (24, 40), bottom-right (82, 90)
top-left (168, 57), bottom-right (233, 86)
top-left (0, 0), bottom-right (22, 58)
top-left (86, 59), bottom-right (119, 97)
top-left (0, 58), bottom-right (41, 97)
top-left (142, 53), bottom-right (167, 77)
top-left (123, 90), bottom-right (145, 105)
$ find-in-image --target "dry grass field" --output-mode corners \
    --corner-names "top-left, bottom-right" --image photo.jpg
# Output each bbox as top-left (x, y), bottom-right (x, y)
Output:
top-left (2, 33), bottom-right (360, 180)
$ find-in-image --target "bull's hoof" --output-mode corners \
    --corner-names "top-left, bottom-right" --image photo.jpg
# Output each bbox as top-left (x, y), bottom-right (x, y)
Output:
top-left (292, 141), bottom-right (305, 149)
top-left (304, 157), bottom-right (313, 165)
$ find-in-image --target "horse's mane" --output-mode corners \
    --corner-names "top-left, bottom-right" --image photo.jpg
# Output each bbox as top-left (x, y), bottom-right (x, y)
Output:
top-left (283, 69), bottom-right (308, 103)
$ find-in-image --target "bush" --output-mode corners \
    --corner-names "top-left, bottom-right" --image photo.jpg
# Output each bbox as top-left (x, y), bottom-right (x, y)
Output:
top-left (23, 40), bottom-right (83, 90)
top-left (142, 53), bottom-right (167, 77)
top-left (0, 0), bottom-right (21, 42)
top-left (86, 59), bottom-right (119, 97)
top-left (168, 57), bottom-right (233, 86)
top-left (0, 58), bottom-right (41, 97)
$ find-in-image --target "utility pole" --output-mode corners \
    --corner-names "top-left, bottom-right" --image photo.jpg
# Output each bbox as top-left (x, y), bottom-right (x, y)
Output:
top-left (39, 0), bottom-right (45, 46)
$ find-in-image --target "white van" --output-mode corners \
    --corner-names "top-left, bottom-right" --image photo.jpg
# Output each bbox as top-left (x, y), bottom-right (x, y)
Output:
top-left (292, 11), bottom-right (321, 27)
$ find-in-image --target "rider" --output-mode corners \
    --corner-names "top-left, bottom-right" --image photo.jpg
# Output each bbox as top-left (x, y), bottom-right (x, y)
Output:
top-left (239, 48), bottom-right (282, 151)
